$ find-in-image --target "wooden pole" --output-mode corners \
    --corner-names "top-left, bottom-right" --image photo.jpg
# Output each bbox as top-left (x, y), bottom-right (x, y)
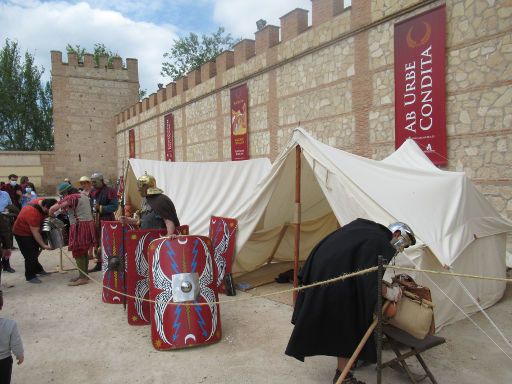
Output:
top-left (293, 145), bottom-right (301, 304)
top-left (377, 256), bottom-right (384, 384)
top-left (335, 301), bottom-right (390, 384)
top-left (266, 224), bottom-right (289, 265)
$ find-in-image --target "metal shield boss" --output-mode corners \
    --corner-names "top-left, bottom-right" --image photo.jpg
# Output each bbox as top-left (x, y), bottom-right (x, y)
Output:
top-left (148, 235), bottom-right (222, 350)
top-left (172, 273), bottom-right (199, 302)
top-left (101, 221), bottom-right (134, 304)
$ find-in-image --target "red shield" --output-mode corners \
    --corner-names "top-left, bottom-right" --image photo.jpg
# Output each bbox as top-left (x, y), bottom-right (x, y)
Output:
top-left (209, 216), bottom-right (237, 292)
top-left (148, 236), bottom-right (222, 350)
top-left (126, 229), bottom-right (166, 325)
top-left (101, 221), bottom-right (133, 304)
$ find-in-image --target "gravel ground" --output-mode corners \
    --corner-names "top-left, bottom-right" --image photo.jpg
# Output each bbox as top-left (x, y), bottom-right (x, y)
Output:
top-left (1, 248), bottom-right (511, 384)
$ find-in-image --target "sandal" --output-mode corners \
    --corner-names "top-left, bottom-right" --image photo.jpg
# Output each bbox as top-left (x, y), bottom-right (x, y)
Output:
top-left (332, 370), bottom-right (366, 384)
top-left (68, 277), bottom-right (89, 286)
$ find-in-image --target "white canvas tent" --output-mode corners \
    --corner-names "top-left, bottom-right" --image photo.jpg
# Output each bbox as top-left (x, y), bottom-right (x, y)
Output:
top-left (125, 157), bottom-right (272, 235)
top-left (124, 128), bottom-right (512, 329)
top-left (232, 128), bottom-right (512, 328)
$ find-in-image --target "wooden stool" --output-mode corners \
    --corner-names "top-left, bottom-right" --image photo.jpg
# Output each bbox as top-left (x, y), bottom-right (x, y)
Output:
top-left (381, 324), bottom-right (446, 384)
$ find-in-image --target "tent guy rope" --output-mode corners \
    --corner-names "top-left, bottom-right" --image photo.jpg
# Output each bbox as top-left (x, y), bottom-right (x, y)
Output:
top-left (63, 249), bottom-right (512, 306)
top-left (63, 249), bottom-right (512, 362)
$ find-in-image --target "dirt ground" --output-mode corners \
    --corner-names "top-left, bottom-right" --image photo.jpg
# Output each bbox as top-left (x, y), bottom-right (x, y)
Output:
top-left (1, 247), bottom-right (511, 384)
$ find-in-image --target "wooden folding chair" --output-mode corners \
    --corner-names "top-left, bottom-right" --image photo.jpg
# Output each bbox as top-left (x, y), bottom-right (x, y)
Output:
top-left (381, 324), bottom-right (445, 384)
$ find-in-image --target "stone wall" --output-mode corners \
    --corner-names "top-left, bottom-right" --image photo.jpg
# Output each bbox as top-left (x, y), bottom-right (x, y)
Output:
top-left (0, 152), bottom-right (54, 194)
top-left (113, 0), bottom-right (511, 236)
top-left (50, 51), bottom-right (139, 190)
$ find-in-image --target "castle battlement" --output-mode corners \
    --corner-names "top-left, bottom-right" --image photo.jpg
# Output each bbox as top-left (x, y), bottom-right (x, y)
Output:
top-left (117, 0), bottom-right (350, 123)
top-left (51, 50), bottom-right (139, 82)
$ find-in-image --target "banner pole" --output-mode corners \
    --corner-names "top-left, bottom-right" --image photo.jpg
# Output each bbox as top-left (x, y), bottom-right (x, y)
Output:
top-left (293, 145), bottom-right (301, 304)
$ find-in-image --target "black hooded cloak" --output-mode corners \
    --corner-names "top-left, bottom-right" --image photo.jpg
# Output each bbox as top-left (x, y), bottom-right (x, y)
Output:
top-left (285, 218), bottom-right (396, 363)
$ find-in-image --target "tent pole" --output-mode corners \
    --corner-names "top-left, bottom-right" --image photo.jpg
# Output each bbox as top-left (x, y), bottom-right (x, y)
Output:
top-left (293, 145), bottom-right (301, 304)
top-left (266, 223), bottom-right (289, 265)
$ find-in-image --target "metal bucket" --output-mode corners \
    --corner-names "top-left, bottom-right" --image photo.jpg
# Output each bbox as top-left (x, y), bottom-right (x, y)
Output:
top-left (48, 228), bottom-right (65, 249)
top-left (42, 218), bottom-right (67, 249)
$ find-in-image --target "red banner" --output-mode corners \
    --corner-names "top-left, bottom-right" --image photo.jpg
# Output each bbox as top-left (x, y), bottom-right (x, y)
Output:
top-left (128, 129), bottom-right (135, 158)
top-left (164, 113), bottom-right (175, 161)
top-left (230, 84), bottom-right (249, 161)
top-left (394, 5), bottom-right (446, 165)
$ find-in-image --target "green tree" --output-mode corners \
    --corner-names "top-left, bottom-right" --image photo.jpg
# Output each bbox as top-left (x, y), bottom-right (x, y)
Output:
top-left (161, 27), bottom-right (239, 81)
top-left (66, 43), bottom-right (121, 68)
top-left (0, 39), bottom-right (53, 151)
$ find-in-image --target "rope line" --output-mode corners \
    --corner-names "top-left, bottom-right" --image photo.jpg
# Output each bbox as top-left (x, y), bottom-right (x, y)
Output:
top-left (391, 259), bottom-right (512, 362)
top-left (63, 249), bottom-right (377, 306)
top-left (64, 250), bottom-right (512, 306)
top-left (387, 265), bottom-right (512, 283)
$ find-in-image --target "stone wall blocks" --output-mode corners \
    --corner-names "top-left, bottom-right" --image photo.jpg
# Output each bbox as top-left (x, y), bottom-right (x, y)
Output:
top-left (497, 5), bottom-right (512, 19)
top-left (494, 88), bottom-right (512, 107)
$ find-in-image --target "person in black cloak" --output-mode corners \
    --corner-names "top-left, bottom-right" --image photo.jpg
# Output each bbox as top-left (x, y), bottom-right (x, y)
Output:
top-left (285, 218), bottom-right (416, 384)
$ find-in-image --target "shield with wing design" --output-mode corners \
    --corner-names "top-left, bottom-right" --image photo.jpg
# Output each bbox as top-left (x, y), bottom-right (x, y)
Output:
top-left (126, 229), bottom-right (166, 325)
top-left (148, 235), bottom-right (222, 350)
top-left (101, 221), bottom-right (125, 304)
top-left (209, 216), bottom-right (237, 293)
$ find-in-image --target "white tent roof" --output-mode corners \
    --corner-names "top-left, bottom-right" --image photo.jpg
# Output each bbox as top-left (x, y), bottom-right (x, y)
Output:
top-left (234, 128), bottom-right (512, 268)
top-left (126, 157), bottom-right (271, 235)
top-left (125, 127), bottom-right (511, 270)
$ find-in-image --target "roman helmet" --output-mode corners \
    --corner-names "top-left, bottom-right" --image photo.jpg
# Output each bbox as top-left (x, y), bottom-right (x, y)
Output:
top-left (137, 173), bottom-right (163, 197)
top-left (388, 222), bottom-right (416, 252)
top-left (91, 172), bottom-right (104, 188)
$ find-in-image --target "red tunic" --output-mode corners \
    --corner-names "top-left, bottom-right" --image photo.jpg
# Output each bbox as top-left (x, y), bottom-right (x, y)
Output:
top-left (59, 194), bottom-right (97, 258)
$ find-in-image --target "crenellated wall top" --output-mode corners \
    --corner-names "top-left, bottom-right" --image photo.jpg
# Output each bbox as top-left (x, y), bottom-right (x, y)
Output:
top-left (116, 0), bottom-right (351, 124)
top-left (50, 50), bottom-right (139, 82)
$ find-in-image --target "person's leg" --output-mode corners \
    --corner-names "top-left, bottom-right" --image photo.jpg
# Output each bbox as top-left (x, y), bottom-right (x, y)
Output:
top-left (78, 255), bottom-right (89, 278)
top-left (333, 357), bottom-right (366, 384)
top-left (0, 219), bottom-right (15, 273)
top-left (35, 250), bottom-right (46, 274)
top-left (68, 253), bottom-right (89, 286)
top-left (337, 357), bottom-right (349, 371)
top-left (88, 246), bottom-right (102, 272)
top-left (15, 235), bottom-right (40, 281)
top-left (0, 356), bottom-right (13, 384)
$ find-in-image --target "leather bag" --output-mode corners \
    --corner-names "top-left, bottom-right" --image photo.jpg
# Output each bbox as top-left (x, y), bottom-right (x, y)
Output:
top-left (387, 274), bottom-right (435, 339)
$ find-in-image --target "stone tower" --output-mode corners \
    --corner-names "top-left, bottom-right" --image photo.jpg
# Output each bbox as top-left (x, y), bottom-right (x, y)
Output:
top-left (50, 51), bottom-right (139, 189)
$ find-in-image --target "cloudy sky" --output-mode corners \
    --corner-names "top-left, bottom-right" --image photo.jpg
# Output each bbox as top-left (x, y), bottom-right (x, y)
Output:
top-left (0, 0), bottom-right (351, 94)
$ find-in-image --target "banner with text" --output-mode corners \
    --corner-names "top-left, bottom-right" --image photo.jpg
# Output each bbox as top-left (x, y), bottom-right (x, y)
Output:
top-left (394, 5), bottom-right (446, 165)
top-left (164, 113), bottom-right (175, 161)
top-left (128, 129), bottom-right (135, 158)
top-left (230, 84), bottom-right (249, 161)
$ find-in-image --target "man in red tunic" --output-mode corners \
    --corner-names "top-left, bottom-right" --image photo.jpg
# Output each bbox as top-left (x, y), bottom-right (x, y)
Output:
top-left (49, 183), bottom-right (97, 286)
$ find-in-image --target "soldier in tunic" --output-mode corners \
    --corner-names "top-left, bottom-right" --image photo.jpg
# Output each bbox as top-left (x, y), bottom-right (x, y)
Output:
top-left (88, 172), bottom-right (119, 272)
top-left (119, 174), bottom-right (180, 236)
top-left (49, 183), bottom-right (97, 286)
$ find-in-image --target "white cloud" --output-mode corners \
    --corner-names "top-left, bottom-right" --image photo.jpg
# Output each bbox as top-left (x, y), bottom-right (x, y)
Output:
top-left (0, 0), bottom-right (354, 97)
top-left (0, 0), bottom-right (177, 93)
top-left (212, 0), bottom-right (352, 38)
top-left (212, 0), bottom-right (312, 38)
